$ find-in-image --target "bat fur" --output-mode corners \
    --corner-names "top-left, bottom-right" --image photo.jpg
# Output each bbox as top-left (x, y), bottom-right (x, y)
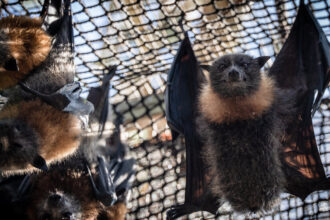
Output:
top-left (0, 99), bottom-right (81, 175)
top-left (197, 54), bottom-right (294, 213)
top-left (0, 16), bottom-right (51, 90)
top-left (26, 157), bottom-right (127, 220)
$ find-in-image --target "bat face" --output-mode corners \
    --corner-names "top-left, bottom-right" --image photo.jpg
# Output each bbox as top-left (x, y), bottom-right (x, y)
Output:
top-left (37, 191), bottom-right (82, 220)
top-left (0, 119), bottom-right (44, 172)
top-left (208, 54), bottom-right (269, 98)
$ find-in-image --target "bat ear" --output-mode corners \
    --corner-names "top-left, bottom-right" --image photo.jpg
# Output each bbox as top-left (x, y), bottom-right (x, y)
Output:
top-left (32, 155), bottom-right (48, 172)
top-left (4, 58), bottom-right (19, 71)
top-left (200, 64), bottom-right (211, 72)
top-left (255, 56), bottom-right (270, 68)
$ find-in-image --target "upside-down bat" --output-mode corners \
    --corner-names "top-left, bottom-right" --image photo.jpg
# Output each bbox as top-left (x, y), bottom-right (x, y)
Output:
top-left (0, 0), bottom-right (93, 175)
top-left (4, 0), bottom-right (75, 101)
top-left (0, 62), bottom-right (134, 219)
top-left (23, 71), bottom-right (134, 220)
top-left (165, 2), bottom-right (330, 218)
top-left (0, 16), bottom-right (51, 90)
top-left (25, 156), bottom-right (131, 220)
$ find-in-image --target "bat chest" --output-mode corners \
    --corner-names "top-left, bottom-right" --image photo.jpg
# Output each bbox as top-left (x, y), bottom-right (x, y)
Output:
top-left (205, 110), bottom-right (283, 211)
top-left (210, 112), bottom-right (277, 154)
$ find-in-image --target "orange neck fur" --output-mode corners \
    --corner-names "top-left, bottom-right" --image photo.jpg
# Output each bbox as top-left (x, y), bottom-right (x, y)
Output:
top-left (199, 75), bottom-right (275, 123)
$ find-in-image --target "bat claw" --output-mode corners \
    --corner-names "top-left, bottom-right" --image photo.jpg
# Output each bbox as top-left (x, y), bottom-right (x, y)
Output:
top-left (86, 157), bottom-right (117, 206)
top-left (166, 204), bottom-right (197, 220)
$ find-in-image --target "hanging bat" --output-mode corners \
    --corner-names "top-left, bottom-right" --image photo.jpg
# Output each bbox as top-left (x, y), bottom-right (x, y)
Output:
top-left (165, 2), bottom-right (330, 218)
top-left (0, 16), bottom-right (52, 90)
top-left (0, 64), bottom-right (134, 219)
top-left (196, 53), bottom-right (287, 212)
top-left (0, 0), bottom-right (93, 175)
top-left (24, 93), bottom-right (134, 220)
top-left (3, 0), bottom-right (75, 101)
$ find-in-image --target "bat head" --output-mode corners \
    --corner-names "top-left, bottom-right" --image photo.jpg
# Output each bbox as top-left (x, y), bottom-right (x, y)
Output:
top-left (203, 54), bottom-right (270, 98)
top-left (38, 191), bottom-right (82, 220)
top-left (0, 119), bottom-right (47, 172)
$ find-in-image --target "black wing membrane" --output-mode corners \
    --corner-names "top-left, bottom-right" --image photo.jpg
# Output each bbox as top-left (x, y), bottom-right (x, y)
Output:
top-left (87, 66), bottom-right (117, 136)
top-left (269, 3), bottom-right (330, 199)
top-left (165, 33), bottom-right (219, 219)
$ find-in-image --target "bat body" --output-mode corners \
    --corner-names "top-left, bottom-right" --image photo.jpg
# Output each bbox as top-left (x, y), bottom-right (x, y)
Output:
top-left (0, 16), bottom-right (51, 90)
top-left (0, 98), bottom-right (81, 175)
top-left (0, 0), bottom-right (89, 175)
top-left (197, 54), bottom-right (287, 212)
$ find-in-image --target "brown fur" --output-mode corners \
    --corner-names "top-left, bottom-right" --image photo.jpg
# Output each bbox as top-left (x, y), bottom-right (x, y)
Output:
top-left (199, 74), bottom-right (275, 123)
top-left (0, 99), bottom-right (81, 168)
top-left (0, 16), bottom-right (51, 89)
top-left (103, 203), bottom-right (127, 220)
top-left (27, 169), bottom-right (127, 220)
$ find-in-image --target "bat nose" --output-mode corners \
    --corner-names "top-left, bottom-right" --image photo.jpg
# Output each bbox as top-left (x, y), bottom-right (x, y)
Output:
top-left (48, 194), bottom-right (62, 205)
top-left (228, 70), bottom-right (240, 81)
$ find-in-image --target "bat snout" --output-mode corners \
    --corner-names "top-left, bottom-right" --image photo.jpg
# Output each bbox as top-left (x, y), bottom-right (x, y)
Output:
top-left (228, 70), bottom-right (240, 82)
top-left (48, 194), bottom-right (63, 206)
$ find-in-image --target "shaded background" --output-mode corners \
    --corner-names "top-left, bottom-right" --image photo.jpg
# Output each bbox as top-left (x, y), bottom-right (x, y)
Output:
top-left (0, 0), bottom-right (329, 219)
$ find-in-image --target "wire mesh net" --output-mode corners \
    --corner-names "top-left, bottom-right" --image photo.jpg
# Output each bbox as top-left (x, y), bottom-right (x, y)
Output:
top-left (0, 0), bottom-right (329, 219)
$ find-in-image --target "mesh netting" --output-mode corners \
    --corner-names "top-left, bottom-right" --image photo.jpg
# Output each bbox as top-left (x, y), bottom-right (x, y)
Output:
top-left (0, 0), bottom-right (329, 219)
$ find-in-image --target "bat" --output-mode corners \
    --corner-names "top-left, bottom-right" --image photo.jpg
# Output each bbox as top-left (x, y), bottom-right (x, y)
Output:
top-left (0, 16), bottom-right (51, 90)
top-left (0, 0), bottom-right (93, 175)
top-left (0, 64), bottom-right (134, 219)
top-left (165, 2), bottom-right (330, 218)
top-left (24, 88), bottom-right (134, 220)
top-left (196, 53), bottom-right (284, 212)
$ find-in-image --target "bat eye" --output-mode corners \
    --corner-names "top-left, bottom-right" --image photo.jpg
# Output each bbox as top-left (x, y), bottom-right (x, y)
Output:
top-left (242, 63), bottom-right (248, 68)
top-left (218, 64), bottom-right (226, 70)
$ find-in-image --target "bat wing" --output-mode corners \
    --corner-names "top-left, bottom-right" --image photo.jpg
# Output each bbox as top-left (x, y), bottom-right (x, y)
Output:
top-left (19, 82), bottom-right (94, 115)
top-left (165, 33), bottom-right (219, 219)
top-left (269, 3), bottom-right (330, 199)
top-left (87, 66), bottom-right (117, 136)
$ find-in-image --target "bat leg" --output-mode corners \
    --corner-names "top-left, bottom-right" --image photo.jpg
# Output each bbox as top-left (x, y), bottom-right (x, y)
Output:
top-left (166, 204), bottom-right (199, 220)
top-left (86, 156), bottom-right (117, 206)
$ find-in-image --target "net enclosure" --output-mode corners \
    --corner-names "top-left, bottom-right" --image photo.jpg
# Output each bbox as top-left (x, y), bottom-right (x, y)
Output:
top-left (0, 0), bottom-right (329, 219)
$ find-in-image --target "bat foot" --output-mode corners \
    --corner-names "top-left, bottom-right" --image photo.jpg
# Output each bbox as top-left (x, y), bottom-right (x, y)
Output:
top-left (86, 156), bottom-right (117, 206)
top-left (166, 204), bottom-right (198, 220)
